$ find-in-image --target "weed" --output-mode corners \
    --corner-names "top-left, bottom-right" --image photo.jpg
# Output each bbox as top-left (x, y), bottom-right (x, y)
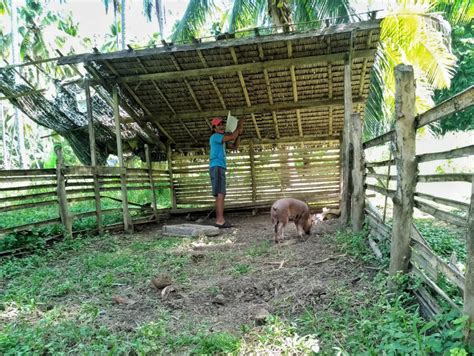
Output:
top-left (232, 263), bottom-right (251, 276)
top-left (247, 240), bottom-right (271, 257)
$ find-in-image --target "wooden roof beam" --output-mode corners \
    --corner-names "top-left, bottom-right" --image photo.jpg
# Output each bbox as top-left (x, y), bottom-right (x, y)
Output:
top-left (112, 49), bottom-right (377, 83)
top-left (230, 47), bottom-right (261, 139)
top-left (134, 57), bottom-right (176, 114)
top-left (287, 41), bottom-right (302, 137)
top-left (258, 43), bottom-right (279, 138)
top-left (102, 60), bottom-right (176, 144)
top-left (197, 49), bottom-right (227, 110)
top-left (149, 96), bottom-right (365, 121)
top-left (133, 57), bottom-right (198, 143)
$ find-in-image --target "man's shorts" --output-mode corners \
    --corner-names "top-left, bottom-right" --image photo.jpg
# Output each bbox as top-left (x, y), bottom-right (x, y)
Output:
top-left (210, 166), bottom-right (226, 197)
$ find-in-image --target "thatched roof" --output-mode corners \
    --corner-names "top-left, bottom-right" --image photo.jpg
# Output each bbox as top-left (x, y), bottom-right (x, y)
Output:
top-left (59, 18), bottom-right (381, 153)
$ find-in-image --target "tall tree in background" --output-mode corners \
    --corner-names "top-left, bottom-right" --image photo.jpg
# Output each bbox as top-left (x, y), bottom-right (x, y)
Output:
top-left (9, 0), bottom-right (28, 168)
top-left (0, 0), bottom-right (11, 169)
top-left (142, 0), bottom-right (165, 40)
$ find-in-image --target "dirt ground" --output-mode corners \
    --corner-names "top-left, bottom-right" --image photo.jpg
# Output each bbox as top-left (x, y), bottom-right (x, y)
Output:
top-left (98, 211), bottom-right (377, 335)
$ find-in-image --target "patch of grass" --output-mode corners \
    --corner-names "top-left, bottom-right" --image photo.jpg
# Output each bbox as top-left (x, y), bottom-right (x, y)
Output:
top-left (247, 240), bottom-right (272, 257)
top-left (232, 263), bottom-right (251, 276)
top-left (414, 219), bottom-right (466, 262)
top-left (329, 227), bottom-right (389, 265)
top-left (295, 273), bottom-right (469, 354)
top-left (239, 315), bottom-right (320, 354)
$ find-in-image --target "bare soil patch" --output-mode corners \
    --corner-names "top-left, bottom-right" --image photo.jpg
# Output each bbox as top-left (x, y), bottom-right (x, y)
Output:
top-left (101, 212), bottom-right (377, 334)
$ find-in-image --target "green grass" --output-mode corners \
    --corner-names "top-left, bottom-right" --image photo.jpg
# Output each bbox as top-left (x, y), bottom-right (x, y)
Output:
top-left (0, 188), bottom-right (172, 252)
top-left (1, 222), bottom-right (471, 354)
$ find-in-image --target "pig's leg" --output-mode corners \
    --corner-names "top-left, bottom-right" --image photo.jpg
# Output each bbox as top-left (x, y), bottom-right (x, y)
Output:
top-left (294, 217), bottom-right (303, 239)
top-left (275, 221), bottom-right (287, 243)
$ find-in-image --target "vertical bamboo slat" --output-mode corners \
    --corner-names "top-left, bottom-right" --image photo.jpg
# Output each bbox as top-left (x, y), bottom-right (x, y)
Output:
top-left (167, 145), bottom-right (177, 209)
top-left (249, 141), bottom-right (257, 203)
top-left (389, 64), bottom-right (417, 281)
top-left (145, 144), bottom-right (159, 220)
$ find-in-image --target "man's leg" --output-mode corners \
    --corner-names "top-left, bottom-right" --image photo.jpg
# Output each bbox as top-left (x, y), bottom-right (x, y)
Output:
top-left (215, 193), bottom-right (225, 225)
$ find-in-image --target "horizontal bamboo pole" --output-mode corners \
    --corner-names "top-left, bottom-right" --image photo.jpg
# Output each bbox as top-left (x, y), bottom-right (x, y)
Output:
top-left (411, 264), bottom-right (460, 310)
top-left (417, 173), bottom-right (472, 183)
top-left (0, 169), bottom-right (56, 177)
top-left (414, 200), bottom-right (468, 227)
top-left (366, 173), bottom-right (396, 181)
top-left (365, 159), bottom-right (395, 168)
top-left (411, 239), bottom-right (465, 290)
top-left (0, 191), bottom-right (57, 203)
top-left (0, 200), bottom-right (58, 213)
top-left (0, 217), bottom-right (61, 235)
top-left (414, 192), bottom-right (469, 211)
top-left (0, 183), bottom-right (57, 192)
top-left (417, 144), bottom-right (474, 163)
top-left (365, 184), bottom-right (396, 198)
top-left (416, 85), bottom-right (474, 128)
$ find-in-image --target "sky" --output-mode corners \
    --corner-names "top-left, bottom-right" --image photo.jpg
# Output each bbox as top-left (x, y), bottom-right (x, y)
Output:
top-left (49, 0), bottom-right (189, 48)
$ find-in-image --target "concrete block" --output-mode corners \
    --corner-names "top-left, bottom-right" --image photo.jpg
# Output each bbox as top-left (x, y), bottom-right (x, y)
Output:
top-left (162, 224), bottom-right (220, 237)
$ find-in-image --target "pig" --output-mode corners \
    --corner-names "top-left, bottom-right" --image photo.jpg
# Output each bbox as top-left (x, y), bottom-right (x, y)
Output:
top-left (270, 198), bottom-right (317, 243)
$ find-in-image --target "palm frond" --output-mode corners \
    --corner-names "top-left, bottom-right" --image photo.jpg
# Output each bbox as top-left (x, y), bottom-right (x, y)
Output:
top-left (143, 0), bottom-right (153, 21)
top-left (434, 0), bottom-right (474, 25)
top-left (171, 0), bottom-right (215, 43)
top-left (226, 0), bottom-right (262, 32)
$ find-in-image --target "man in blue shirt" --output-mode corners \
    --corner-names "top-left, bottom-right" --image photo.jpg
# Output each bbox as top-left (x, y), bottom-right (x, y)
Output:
top-left (209, 117), bottom-right (245, 228)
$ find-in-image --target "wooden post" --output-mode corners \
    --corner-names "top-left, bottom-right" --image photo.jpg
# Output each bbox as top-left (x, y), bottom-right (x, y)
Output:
top-left (340, 59), bottom-right (353, 224)
top-left (249, 141), bottom-right (257, 203)
top-left (113, 86), bottom-right (133, 232)
top-left (464, 176), bottom-right (474, 346)
top-left (389, 64), bottom-right (417, 280)
top-left (145, 144), bottom-right (159, 220)
top-left (351, 113), bottom-right (365, 231)
top-left (55, 146), bottom-right (72, 236)
top-left (85, 79), bottom-right (103, 233)
top-left (167, 144), bottom-right (177, 209)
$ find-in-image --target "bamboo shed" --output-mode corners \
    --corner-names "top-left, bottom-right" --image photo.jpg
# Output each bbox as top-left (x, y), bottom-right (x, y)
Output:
top-left (55, 17), bottom-right (382, 213)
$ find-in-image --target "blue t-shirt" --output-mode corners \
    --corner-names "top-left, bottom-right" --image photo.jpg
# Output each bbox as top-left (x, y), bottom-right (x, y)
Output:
top-left (209, 133), bottom-right (226, 169)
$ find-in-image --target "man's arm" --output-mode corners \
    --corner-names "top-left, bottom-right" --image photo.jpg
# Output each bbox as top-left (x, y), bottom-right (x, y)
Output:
top-left (227, 135), bottom-right (241, 150)
top-left (222, 118), bottom-right (245, 143)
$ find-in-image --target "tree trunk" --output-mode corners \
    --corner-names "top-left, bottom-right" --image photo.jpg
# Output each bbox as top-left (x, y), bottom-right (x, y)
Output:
top-left (155, 0), bottom-right (165, 40)
top-left (1, 103), bottom-right (10, 169)
top-left (120, 0), bottom-right (126, 49)
top-left (10, 0), bottom-right (28, 168)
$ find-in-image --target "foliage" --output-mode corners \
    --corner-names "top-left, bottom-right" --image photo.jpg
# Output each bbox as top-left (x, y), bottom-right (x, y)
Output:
top-left (364, 0), bottom-right (457, 138)
top-left (433, 21), bottom-right (474, 134)
top-left (414, 218), bottom-right (466, 262)
top-left (296, 277), bottom-right (469, 354)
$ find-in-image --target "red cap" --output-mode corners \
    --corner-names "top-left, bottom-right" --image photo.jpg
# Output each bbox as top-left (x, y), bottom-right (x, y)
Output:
top-left (211, 117), bottom-right (223, 126)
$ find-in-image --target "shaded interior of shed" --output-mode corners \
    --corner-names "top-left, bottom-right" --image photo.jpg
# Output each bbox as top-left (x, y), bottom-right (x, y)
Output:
top-left (56, 18), bottom-right (381, 210)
